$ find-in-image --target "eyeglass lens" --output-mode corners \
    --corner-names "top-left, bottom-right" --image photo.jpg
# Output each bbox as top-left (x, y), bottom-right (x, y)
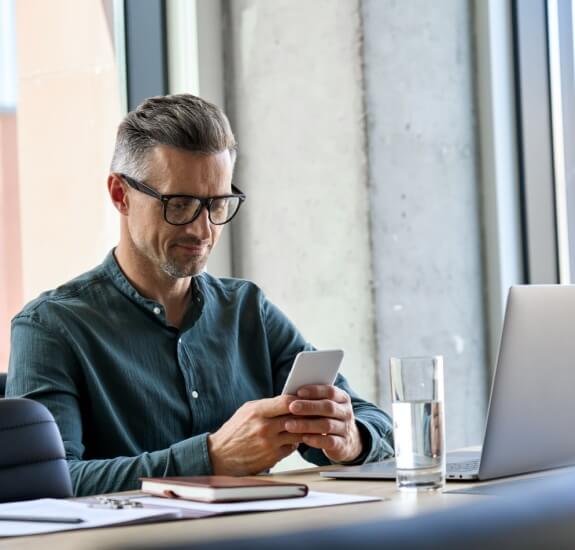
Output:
top-left (165, 196), bottom-right (241, 225)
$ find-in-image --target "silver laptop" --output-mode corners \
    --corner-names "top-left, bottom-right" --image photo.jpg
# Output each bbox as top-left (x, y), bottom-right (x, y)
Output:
top-left (322, 285), bottom-right (575, 481)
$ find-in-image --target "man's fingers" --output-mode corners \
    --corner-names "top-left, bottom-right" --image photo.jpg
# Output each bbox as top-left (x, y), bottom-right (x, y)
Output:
top-left (301, 433), bottom-right (342, 452)
top-left (257, 394), bottom-right (298, 418)
top-left (296, 385), bottom-right (349, 403)
top-left (278, 432), bottom-right (304, 446)
top-left (284, 417), bottom-right (346, 435)
top-left (289, 398), bottom-right (347, 419)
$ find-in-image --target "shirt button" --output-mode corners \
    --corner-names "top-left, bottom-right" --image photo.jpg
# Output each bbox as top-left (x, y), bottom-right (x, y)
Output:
top-left (178, 338), bottom-right (182, 345)
top-left (153, 307), bottom-right (161, 315)
top-left (191, 390), bottom-right (199, 399)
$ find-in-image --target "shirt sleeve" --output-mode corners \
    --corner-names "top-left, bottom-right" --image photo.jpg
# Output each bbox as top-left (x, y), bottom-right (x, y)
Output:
top-left (262, 297), bottom-right (395, 466)
top-left (7, 314), bottom-right (213, 497)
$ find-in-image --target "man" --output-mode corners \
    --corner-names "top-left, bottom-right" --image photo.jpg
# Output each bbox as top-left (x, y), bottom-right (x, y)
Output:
top-left (7, 94), bottom-right (393, 496)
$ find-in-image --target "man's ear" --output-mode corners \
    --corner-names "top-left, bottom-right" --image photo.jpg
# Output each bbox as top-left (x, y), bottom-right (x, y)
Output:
top-left (108, 174), bottom-right (129, 215)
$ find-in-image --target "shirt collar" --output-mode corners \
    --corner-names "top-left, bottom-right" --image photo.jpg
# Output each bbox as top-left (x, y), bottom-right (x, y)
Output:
top-left (102, 248), bottom-right (204, 327)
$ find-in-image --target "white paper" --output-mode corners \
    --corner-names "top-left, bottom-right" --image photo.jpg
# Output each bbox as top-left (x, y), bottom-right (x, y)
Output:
top-left (0, 492), bottom-right (382, 538)
top-left (0, 498), bottom-right (182, 537)
top-left (138, 490), bottom-right (382, 514)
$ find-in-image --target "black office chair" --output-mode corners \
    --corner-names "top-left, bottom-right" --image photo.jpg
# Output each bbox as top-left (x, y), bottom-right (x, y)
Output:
top-left (0, 372), bottom-right (6, 398)
top-left (0, 398), bottom-right (73, 502)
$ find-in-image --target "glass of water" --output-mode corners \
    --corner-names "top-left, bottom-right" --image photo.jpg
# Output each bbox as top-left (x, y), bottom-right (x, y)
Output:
top-left (389, 355), bottom-right (445, 491)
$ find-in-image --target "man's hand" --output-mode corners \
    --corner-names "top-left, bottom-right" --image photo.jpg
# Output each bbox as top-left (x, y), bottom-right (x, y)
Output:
top-left (208, 395), bottom-right (303, 475)
top-left (284, 385), bottom-right (364, 463)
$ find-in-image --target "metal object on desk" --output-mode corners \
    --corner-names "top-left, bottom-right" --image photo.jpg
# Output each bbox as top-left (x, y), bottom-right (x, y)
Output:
top-left (88, 496), bottom-right (144, 509)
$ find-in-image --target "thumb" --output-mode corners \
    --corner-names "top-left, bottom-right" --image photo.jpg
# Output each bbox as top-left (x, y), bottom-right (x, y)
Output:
top-left (259, 394), bottom-right (297, 418)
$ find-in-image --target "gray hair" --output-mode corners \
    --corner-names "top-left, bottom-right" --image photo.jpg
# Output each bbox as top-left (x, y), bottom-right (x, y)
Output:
top-left (110, 94), bottom-right (237, 179)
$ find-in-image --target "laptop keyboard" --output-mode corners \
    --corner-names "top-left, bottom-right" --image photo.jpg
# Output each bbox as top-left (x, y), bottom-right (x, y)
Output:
top-left (448, 459), bottom-right (481, 473)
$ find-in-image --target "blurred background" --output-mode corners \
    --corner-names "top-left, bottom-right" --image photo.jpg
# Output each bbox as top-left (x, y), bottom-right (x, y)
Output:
top-left (1, 0), bottom-right (574, 461)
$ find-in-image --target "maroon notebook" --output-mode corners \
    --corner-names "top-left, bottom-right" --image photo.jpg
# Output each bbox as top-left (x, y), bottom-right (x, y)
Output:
top-left (140, 476), bottom-right (309, 503)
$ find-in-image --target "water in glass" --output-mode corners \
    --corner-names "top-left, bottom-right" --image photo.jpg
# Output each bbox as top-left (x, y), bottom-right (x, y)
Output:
top-left (392, 399), bottom-right (445, 490)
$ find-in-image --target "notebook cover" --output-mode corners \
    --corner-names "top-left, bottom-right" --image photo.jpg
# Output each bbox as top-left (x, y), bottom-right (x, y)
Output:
top-left (140, 476), bottom-right (309, 502)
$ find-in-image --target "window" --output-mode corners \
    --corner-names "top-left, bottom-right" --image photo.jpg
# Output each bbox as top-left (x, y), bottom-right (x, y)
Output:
top-left (0, 0), bottom-right (124, 368)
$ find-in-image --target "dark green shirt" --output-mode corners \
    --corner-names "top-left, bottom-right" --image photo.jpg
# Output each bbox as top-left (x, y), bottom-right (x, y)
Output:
top-left (7, 251), bottom-right (394, 496)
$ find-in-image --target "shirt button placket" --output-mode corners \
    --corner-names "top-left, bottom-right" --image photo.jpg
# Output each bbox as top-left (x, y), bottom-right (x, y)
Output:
top-left (176, 336), bottom-right (200, 407)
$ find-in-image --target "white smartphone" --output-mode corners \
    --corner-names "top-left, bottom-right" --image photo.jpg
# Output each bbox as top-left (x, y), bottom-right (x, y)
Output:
top-left (281, 349), bottom-right (344, 396)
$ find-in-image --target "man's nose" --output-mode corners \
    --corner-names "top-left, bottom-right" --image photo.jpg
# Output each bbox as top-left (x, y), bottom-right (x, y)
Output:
top-left (185, 206), bottom-right (212, 240)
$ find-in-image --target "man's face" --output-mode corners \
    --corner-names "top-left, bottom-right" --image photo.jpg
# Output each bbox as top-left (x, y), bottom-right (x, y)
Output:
top-left (126, 145), bottom-right (234, 278)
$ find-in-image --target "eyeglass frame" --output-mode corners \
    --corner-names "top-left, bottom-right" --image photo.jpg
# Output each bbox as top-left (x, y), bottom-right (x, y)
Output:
top-left (118, 173), bottom-right (246, 226)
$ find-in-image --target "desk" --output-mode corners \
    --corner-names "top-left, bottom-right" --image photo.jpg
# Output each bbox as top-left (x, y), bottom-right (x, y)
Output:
top-left (0, 466), bottom-right (513, 550)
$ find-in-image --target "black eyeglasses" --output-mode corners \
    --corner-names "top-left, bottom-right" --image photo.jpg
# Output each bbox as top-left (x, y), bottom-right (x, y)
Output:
top-left (119, 173), bottom-right (246, 226)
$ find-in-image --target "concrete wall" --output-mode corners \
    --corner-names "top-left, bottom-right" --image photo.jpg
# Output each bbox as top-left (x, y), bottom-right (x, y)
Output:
top-left (224, 0), bottom-right (377, 404)
top-left (223, 0), bottom-right (488, 451)
top-left (362, 0), bottom-right (488, 447)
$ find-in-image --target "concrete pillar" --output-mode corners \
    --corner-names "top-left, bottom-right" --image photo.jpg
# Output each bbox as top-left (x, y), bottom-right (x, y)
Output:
top-left (224, 0), bottom-right (378, 402)
top-left (362, 0), bottom-right (488, 447)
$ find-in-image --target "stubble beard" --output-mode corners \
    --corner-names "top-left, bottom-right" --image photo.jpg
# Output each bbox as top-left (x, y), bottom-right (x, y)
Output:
top-left (160, 248), bottom-right (211, 278)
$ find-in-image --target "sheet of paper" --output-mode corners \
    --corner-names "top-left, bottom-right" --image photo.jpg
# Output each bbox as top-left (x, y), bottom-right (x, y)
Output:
top-left (138, 490), bottom-right (382, 514)
top-left (0, 492), bottom-right (382, 537)
top-left (0, 498), bottom-right (182, 538)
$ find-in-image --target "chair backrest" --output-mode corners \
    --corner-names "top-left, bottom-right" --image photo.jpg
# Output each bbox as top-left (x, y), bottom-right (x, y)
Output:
top-left (0, 398), bottom-right (73, 502)
top-left (0, 372), bottom-right (6, 398)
